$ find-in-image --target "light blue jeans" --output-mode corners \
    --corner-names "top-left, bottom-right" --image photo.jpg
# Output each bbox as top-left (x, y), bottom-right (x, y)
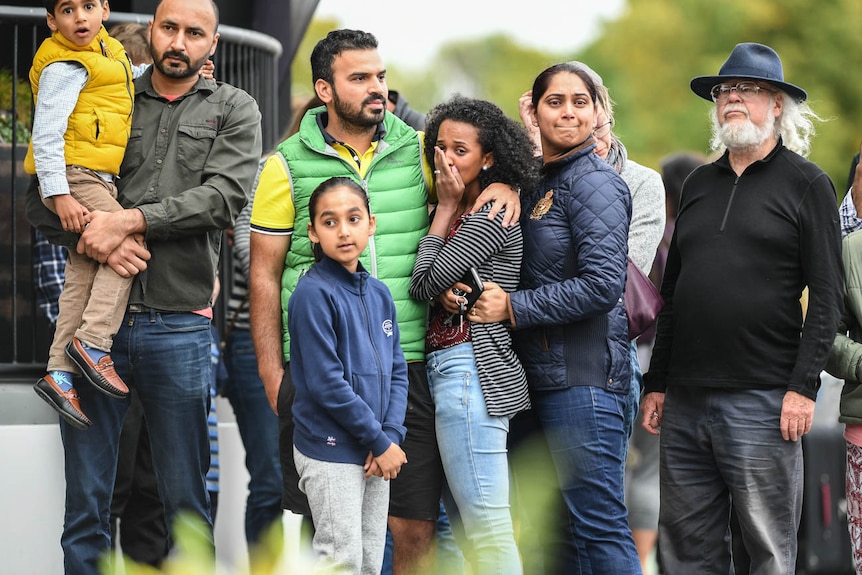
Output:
top-left (426, 343), bottom-right (522, 575)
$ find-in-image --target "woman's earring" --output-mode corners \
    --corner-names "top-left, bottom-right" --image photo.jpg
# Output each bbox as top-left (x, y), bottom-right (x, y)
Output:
top-left (482, 165), bottom-right (488, 171)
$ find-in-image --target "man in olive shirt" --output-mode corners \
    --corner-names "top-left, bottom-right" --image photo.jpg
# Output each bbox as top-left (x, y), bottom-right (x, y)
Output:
top-left (28, 0), bottom-right (261, 572)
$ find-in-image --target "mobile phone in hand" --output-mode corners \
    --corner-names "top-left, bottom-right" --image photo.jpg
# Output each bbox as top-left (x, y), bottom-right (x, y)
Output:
top-left (452, 267), bottom-right (484, 315)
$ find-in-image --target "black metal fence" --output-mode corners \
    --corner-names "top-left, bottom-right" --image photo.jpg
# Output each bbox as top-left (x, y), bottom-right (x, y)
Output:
top-left (0, 6), bottom-right (281, 369)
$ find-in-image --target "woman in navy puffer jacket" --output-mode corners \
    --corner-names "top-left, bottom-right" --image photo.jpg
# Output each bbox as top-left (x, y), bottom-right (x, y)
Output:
top-left (474, 62), bottom-right (640, 574)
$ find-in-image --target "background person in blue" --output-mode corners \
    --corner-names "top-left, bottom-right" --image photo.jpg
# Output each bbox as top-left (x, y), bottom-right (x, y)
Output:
top-left (289, 177), bottom-right (408, 574)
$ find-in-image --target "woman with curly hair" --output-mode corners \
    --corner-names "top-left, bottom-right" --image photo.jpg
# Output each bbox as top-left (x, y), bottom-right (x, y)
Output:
top-left (409, 95), bottom-right (539, 575)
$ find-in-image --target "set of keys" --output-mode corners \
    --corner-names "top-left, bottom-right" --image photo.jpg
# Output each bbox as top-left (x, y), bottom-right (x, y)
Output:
top-left (455, 294), bottom-right (469, 333)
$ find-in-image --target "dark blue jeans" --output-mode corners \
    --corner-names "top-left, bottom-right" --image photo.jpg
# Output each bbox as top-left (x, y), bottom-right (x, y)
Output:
top-left (528, 385), bottom-right (640, 575)
top-left (60, 310), bottom-right (213, 574)
top-left (659, 385), bottom-right (803, 575)
top-left (223, 328), bottom-right (284, 545)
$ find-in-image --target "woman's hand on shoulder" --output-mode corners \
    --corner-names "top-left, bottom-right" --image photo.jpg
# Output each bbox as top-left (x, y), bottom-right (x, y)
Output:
top-left (470, 183), bottom-right (520, 227)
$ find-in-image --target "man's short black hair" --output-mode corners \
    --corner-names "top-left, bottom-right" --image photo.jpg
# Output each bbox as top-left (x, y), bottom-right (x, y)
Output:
top-left (310, 29), bottom-right (378, 86)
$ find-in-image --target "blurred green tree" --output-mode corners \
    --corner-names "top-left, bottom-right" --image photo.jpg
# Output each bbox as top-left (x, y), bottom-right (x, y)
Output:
top-left (294, 0), bottom-right (861, 193)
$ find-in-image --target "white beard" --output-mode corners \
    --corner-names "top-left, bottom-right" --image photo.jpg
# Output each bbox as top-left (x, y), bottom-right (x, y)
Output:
top-left (711, 106), bottom-right (775, 152)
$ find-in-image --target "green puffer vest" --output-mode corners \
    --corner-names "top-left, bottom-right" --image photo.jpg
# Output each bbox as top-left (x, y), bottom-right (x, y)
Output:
top-left (278, 107), bottom-right (430, 362)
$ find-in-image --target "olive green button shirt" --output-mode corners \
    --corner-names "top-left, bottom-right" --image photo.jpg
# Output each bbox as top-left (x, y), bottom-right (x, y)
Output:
top-left (120, 69), bottom-right (262, 311)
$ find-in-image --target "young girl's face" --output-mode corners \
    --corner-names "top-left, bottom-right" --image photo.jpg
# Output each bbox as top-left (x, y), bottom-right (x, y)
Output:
top-left (308, 185), bottom-right (376, 273)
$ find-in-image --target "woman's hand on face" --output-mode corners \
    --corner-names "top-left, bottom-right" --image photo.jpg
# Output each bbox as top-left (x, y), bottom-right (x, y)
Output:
top-left (433, 146), bottom-right (464, 209)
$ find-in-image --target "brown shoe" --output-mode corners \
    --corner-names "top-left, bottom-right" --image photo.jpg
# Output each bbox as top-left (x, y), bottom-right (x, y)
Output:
top-left (65, 337), bottom-right (129, 399)
top-left (34, 375), bottom-right (92, 430)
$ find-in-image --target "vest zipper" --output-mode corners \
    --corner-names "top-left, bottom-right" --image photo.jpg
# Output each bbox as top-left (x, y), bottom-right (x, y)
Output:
top-left (361, 180), bottom-right (379, 277)
top-left (360, 275), bottom-right (385, 421)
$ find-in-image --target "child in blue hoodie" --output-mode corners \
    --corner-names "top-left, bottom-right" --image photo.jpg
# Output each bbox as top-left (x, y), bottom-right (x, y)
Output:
top-left (288, 177), bottom-right (409, 574)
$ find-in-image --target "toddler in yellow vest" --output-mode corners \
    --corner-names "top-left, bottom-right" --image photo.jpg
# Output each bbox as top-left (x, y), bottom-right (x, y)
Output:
top-left (27, 0), bottom-right (143, 428)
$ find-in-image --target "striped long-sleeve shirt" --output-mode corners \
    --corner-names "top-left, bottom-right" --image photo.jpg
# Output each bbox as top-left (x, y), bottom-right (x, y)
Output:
top-left (224, 162), bottom-right (263, 332)
top-left (410, 204), bottom-right (530, 417)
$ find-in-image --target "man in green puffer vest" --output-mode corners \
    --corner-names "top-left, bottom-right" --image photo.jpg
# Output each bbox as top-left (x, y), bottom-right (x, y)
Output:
top-left (249, 29), bottom-right (519, 574)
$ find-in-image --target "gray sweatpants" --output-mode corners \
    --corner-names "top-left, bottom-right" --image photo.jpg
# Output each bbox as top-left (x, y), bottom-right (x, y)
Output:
top-left (295, 446), bottom-right (390, 574)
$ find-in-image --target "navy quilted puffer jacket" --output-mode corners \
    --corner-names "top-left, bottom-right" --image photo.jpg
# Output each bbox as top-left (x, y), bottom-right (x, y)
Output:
top-left (511, 142), bottom-right (632, 394)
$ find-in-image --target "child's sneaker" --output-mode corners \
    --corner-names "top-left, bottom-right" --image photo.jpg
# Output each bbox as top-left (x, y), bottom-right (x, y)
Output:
top-left (34, 374), bottom-right (92, 430)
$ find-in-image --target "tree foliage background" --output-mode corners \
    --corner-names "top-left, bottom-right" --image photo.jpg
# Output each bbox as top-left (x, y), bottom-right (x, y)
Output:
top-left (293, 0), bottom-right (861, 194)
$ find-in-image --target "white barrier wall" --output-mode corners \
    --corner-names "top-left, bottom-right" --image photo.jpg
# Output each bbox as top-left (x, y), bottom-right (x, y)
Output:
top-left (0, 395), bottom-right (304, 575)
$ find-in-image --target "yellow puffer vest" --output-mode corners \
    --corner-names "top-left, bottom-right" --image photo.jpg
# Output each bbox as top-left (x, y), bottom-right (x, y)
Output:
top-left (24, 26), bottom-right (133, 176)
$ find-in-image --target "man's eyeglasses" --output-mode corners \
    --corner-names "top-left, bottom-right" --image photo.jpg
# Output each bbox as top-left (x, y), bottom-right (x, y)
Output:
top-left (710, 81), bottom-right (775, 103)
top-left (593, 119), bottom-right (613, 138)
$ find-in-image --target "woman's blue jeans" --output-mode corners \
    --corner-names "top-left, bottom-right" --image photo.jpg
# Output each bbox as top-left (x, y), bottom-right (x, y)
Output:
top-left (60, 310), bottom-right (213, 574)
top-left (223, 327), bottom-right (284, 545)
top-left (426, 343), bottom-right (522, 575)
top-left (527, 384), bottom-right (641, 575)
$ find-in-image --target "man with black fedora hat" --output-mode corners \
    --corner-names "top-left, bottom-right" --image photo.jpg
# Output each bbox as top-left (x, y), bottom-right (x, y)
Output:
top-left (640, 42), bottom-right (843, 574)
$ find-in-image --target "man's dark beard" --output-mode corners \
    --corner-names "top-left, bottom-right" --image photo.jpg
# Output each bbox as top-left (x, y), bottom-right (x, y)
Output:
top-left (332, 89), bottom-right (385, 131)
top-left (150, 45), bottom-right (207, 79)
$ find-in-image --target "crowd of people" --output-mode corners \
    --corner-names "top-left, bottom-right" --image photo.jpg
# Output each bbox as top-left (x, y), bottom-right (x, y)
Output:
top-left (22, 1), bottom-right (862, 573)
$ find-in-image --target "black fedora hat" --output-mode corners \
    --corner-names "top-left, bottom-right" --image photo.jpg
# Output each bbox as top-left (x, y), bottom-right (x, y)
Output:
top-left (690, 42), bottom-right (807, 103)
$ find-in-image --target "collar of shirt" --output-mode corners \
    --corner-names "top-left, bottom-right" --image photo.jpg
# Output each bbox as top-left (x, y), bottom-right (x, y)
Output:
top-left (315, 111), bottom-right (386, 177)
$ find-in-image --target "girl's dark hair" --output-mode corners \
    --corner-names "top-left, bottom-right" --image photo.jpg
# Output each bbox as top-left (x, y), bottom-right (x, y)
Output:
top-left (308, 177), bottom-right (369, 262)
top-left (423, 95), bottom-right (539, 195)
top-left (531, 62), bottom-right (599, 110)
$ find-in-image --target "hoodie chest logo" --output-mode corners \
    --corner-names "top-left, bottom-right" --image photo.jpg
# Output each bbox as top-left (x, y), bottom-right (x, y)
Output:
top-left (382, 319), bottom-right (394, 337)
top-left (530, 190), bottom-right (554, 220)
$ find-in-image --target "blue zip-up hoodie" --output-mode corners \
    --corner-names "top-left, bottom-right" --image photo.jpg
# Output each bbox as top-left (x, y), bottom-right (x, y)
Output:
top-left (511, 139), bottom-right (632, 394)
top-left (289, 256), bottom-right (409, 465)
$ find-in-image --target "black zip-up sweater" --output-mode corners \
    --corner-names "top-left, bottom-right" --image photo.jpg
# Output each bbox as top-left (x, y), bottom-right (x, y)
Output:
top-left (644, 140), bottom-right (843, 400)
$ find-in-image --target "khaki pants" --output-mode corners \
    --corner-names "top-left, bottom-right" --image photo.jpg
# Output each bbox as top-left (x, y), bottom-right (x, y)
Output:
top-left (43, 166), bottom-right (133, 373)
